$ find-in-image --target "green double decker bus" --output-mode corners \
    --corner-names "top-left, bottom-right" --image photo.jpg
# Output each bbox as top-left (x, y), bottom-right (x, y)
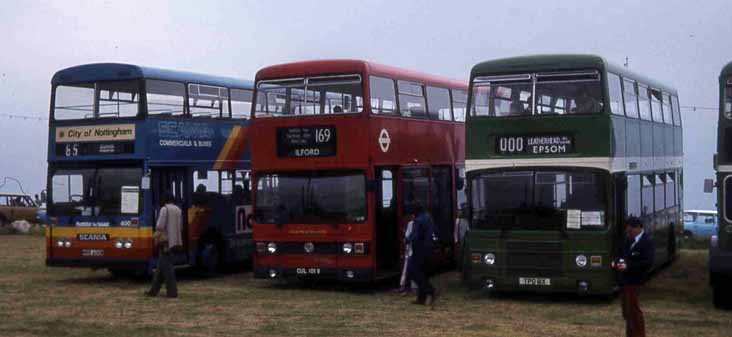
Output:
top-left (710, 62), bottom-right (732, 308)
top-left (463, 55), bottom-right (682, 295)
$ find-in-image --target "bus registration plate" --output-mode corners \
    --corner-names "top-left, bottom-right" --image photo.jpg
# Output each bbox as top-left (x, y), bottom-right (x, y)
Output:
top-left (82, 249), bottom-right (104, 257)
top-left (519, 277), bottom-right (551, 286)
top-left (296, 268), bottom-right (321, 275)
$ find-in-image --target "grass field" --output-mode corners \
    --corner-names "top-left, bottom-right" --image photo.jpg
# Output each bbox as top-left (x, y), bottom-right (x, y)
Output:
top-left (0, 235), bottom-right (730, 337)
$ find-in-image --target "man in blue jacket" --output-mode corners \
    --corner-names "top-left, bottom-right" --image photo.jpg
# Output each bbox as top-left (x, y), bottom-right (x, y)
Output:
top-left (406, 203), bottom-right (437, 306)
top-left (614, 216), bottom-right (654, 337)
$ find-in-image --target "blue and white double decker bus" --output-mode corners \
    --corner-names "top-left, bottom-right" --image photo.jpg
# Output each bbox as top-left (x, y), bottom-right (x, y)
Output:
top-left (45, 63), bottom-right (255, 276)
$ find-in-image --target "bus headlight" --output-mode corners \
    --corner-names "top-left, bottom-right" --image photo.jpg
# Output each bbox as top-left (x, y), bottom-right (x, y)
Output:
top-left (576, 255), bottom-right (588, 268)
top-left (56, 239), bottom-right (64, 248)
top-left (114, 239), bottom-right (123, 249)
top-left (123, 240), bottom-right (133, 249)
top-left (267, 242), bottom-right (277, 254)
top-left (483, 253), bottom-right (496, 265)
top-left (63, 239), bottom-right (72, 248)
top-left (342, 243), bottom-right (353, 254)
top-left (304, 242), bottom-right (315, 254)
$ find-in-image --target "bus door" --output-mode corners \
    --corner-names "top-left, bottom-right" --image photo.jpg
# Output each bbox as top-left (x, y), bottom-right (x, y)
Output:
top-left (151, 168), bottom-right (190, 262)
top-left (375, 167), bottom-right (399, 273)
top-left (399, 167), bottom-right (431, 262)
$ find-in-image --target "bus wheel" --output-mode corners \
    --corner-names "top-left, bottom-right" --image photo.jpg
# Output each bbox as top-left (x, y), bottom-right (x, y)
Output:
top-left (714, 285), bottom-right (732, 309)
top-left (0, 216), bottom-right (8, 228)
top-left (668, 229), bottom-right (677, 260)
top-left (683, 230), bottom-right (693, 240)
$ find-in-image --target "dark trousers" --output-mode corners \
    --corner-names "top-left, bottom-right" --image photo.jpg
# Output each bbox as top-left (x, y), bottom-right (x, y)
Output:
top-left (408, 246), bottom-right (434, 303)
top-left (621, 285), bottom-right (645, 337)
top-left (148, 251), bottom-right (178, 297)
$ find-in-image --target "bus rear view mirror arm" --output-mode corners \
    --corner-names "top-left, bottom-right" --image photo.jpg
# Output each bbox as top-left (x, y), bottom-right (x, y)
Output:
top-left (704, 179), bottom-right (715, 194)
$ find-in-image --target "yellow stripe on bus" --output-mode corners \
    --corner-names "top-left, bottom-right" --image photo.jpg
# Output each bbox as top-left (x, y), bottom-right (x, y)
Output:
top-left (213, 126), bottom-right (241, 170)
top-left (49, 227), bottom-right (154, 238)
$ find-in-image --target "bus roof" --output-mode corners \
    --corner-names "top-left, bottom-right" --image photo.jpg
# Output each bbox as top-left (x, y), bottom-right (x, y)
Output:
top-left (721, 62), bottom-right (732, 78)
top-left (51, 63), bottom-right (253, 89)
top-left (470, 54), bottom-right (678, 95)
top-left (255, 59), bottom-right (467, 90)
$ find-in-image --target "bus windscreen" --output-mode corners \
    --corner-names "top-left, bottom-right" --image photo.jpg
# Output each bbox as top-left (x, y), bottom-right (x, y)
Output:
top-left (54, 80), bottom-right (140, 120)
top-left (255, 171), bottom-right (366, 224)
top-left (255, 75), bottom-right (364, 117)
top-left (49, 167), bottom-right (142, 217)
top-left (471, 70), bottom-right (603, 117)
top-left (470, 170), bottom-right (607, 231)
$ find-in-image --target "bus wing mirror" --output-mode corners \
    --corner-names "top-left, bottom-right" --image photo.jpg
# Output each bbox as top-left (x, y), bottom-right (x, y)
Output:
top-left (704, 179), bottom-right (715, 194)
top-left (714, 153), bottom-right (719, 171)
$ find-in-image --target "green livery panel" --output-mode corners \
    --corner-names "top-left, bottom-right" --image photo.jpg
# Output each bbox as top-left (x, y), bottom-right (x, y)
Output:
top-left (463, 54), bottom-right (682, 295)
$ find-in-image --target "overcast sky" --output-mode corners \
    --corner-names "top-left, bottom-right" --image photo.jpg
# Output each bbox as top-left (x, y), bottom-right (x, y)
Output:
top-left (0, 0), bottom-right (729, 209)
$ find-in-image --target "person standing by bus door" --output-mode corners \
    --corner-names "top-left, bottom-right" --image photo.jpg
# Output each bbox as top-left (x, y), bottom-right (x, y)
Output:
top-left (613, 216), bottom-right (654, 337)
top-left (145, 192), bottom-right (183, 298)
top-left (399, 214), bottom-right (417, 294)
top-left (454, 204), bottom-right (469, 271)
top-left (406, 204), bottom-right (437, 307)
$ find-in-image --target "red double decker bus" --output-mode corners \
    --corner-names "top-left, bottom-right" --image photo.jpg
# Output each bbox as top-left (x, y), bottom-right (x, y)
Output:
top-left (251, 60), bottom-right (467, 282)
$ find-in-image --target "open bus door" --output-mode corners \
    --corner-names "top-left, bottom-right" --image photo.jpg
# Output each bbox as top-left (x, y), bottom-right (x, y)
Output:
top-left (375, 167), bottom-right (400, 275)
top-left (151, 168), bottom-right (190, 265)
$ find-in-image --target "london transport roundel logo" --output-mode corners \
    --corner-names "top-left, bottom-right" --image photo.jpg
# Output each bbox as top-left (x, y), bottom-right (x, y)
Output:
top-left (378, 128), bottom-right (391, 153)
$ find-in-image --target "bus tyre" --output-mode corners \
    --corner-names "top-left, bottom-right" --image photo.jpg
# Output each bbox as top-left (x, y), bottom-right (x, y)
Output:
top-left (668, 228), bottom-right (677, 260)
top-left (714, 285), bottom-right (732, 309)
top-left (0, 215), bottom-right (8, 228)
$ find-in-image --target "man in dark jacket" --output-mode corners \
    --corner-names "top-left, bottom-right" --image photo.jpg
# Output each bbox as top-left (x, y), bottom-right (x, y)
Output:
top-left (406, 203), bottom-right (437, 306)
top-left (614, 216), bottom-right (654, 337)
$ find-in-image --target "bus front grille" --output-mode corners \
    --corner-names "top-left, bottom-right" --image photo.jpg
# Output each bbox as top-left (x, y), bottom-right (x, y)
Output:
top-left (506, 241), bottom-right (563, 275)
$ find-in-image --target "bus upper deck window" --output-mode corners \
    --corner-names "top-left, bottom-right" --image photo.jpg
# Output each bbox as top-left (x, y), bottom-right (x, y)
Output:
top-left (535, 70), bottom-right (603, 115)
top-left (146, 80), bottom-right (185, 116)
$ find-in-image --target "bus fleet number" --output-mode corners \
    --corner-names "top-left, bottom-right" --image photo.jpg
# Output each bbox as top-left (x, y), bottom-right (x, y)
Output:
top-left (315, 128), bottom-right (331, 143)
top-left (498, 137), bottom-right (524, 154)
top-left (65, 144), bottom-right (80, 157)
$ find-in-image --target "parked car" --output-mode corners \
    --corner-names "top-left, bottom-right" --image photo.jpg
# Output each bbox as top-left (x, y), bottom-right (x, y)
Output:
top-left (0, 193), bottom-right (39, 226)
top-left (683, 210), bottom-right (718, 238)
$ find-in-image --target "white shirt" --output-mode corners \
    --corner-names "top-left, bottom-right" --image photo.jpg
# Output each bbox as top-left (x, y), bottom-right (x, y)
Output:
top-left (404, 220), bottom-right (414, 257)
top-left (156, 203), bottom-right (183, 250)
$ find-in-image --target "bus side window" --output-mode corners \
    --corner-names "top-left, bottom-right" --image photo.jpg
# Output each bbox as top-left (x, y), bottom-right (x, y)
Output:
top-left (369, 76), bottom-right (397, 115)
top-left (608, 73), bottom-right (624, 116)
top-left (231, 89), bottom-right (253, 119)
top-left (622, 79), bottom-right (639, 119)
top-left (233, 170), bottom-right (251, 205)
top-left (665, 173), bottom-right (676, 209)
top-left (146, 80), bottom-right (185, 116)
top-left (397, 80), bottom-right (427, 118)
top-left (452, 90), bottom-right (467, 122)
top-left (640, 175), bottom-right (654, 228)
top-left (426, 86), bottom-right (452, 121)
top-left (193, 170), bottom-right (221, 206)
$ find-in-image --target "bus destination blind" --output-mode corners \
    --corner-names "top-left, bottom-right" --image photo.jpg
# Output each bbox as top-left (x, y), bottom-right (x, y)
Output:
top-left (277, 126), bottom-right (337, 157)
top-left (55, 141), bottom-right (135, 157)
top-left (496, 134), bottom-right (574, 155)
